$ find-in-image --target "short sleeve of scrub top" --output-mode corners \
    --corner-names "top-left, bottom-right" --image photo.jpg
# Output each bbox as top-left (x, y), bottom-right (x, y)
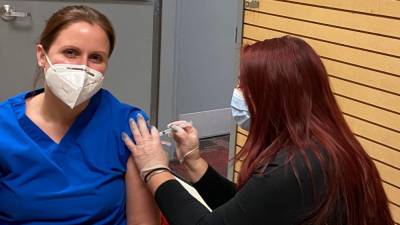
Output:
top-left (0, 89), bottom-right (148, 225)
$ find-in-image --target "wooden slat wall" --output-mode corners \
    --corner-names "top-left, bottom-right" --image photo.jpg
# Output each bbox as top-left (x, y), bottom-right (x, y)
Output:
top-left (235, 0), bottom-right (400, 223)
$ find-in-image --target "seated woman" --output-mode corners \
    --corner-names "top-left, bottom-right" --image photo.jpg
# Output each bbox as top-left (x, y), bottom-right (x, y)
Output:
top-left (0, 5), bottom-right (159, 224)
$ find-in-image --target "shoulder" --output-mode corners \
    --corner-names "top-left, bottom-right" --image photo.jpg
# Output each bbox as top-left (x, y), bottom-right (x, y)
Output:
top-left (0, 91), bottom-right (28, 118)
top-left (0, 92), bottom-right (29, 147)
top-left (259, 147), bottom-right (327, 199)
top-left (0, 100), bottom-right (10, 114)
top-left (95, 89), bottom-right (149, 140)
top-left (0, 91), bottom-right (26, 106)
top-left (267, 147), bottom-right (324, 173)
top-left (257, 147), bottom-right (326, 198)
top-left (97, 89), bottom-right (148, 120)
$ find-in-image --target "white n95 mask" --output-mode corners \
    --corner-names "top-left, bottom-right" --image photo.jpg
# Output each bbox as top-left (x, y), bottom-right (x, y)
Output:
top-left (44, 54), bottom-right (104, 109)
top-left (230, 88), bottom-right (251, 130)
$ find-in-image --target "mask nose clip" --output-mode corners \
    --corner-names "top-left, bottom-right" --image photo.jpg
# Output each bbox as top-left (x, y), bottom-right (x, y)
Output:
top-left (86, 71), bottom-right (95, 77)
top-left (65, 65), bottom-right (95, 77)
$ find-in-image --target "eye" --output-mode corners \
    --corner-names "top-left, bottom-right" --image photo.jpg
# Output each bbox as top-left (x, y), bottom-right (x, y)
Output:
top-left (63, 49), bottom-right (79, 58)
top-left (89, 54), bottom-right (104, 63)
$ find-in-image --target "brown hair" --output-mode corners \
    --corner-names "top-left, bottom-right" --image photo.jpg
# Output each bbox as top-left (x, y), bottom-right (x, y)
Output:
top-left (34, 5), bottom-right (115, 87)
top-left (237, 36), bottom-right (393, 225)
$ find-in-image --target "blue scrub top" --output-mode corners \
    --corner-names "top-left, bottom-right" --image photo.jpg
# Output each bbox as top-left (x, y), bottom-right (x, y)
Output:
top-left (0, 89), bottom-right (148, 224)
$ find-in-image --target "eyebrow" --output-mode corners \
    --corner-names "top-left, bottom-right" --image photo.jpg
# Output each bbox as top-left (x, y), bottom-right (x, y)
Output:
top-left (91, 51), bottom-right (108, 57)
top-left (61, 45), bottom-right (108, 56)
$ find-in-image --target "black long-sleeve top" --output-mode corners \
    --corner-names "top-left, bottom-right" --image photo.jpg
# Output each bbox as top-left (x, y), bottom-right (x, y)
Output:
top-left (155, 149), bottom-right (330, 225)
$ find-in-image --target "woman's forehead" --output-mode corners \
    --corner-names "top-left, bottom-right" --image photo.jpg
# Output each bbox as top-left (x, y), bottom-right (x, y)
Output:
top-left (50, 21), bottom-right (110, 53)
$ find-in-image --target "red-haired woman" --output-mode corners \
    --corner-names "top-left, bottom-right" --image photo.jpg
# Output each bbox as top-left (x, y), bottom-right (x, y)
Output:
top-left (123, 36), bottom-right (394, 225)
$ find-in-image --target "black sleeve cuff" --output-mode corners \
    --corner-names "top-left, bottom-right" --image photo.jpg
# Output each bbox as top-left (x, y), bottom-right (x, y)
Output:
top-left (155, 179), bottom-right (210, 224)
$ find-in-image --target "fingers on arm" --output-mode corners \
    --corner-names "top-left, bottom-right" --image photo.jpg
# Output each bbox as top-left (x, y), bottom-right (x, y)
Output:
top-left (122, 132), bottom-right (138, 155)
top-left (136, 113), bottom-right (150, 139)
top-left (129, 117), bottom-right (144, 143)
top-left (150, 126), bottom-right (161, 143)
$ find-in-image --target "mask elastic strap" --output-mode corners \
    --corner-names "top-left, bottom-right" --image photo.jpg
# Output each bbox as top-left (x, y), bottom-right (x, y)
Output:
top-left (44, 53), bottom-right (56, 70)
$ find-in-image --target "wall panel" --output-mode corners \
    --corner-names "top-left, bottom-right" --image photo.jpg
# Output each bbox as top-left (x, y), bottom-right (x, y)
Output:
top-left (238, 0), bottom-right (400, 222)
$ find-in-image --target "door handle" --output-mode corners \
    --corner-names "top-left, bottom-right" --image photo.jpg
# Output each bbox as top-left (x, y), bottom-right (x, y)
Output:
top-left (0, 5), bottom-right (31, 21)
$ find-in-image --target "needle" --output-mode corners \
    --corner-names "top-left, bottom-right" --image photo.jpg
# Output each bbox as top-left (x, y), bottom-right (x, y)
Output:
top-left (159, 121), bottom-right (193, 137)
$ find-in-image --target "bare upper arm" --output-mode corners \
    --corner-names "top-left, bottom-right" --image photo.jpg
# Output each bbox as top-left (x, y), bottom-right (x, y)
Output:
top-left (125, 156), bottom-right (161, 225)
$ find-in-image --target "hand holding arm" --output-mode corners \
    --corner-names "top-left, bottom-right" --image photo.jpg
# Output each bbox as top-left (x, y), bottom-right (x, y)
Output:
top-left (122, 114), bottom-right (174, 193)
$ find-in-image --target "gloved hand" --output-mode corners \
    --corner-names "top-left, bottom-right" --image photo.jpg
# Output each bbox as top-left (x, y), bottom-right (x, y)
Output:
top-left (122, 114), bottom-right (169, 180)
top-left (168, 121), bottom-right (200, 165)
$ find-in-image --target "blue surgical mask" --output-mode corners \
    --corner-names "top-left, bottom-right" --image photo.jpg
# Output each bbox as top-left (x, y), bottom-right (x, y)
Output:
top-left (230, 88), bottom-right (250, 130)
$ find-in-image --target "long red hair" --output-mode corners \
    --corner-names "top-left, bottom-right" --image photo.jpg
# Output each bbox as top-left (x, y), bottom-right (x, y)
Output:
top-left (236, 36), bottom-right (394, 225)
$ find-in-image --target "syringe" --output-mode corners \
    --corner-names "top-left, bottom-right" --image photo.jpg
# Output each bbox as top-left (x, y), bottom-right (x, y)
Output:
top-left (159, 121), bottom-right (193, 137)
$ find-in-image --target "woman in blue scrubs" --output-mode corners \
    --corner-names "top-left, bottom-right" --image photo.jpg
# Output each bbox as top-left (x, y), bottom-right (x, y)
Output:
top-left (0, 5), bottom-right (159, 224)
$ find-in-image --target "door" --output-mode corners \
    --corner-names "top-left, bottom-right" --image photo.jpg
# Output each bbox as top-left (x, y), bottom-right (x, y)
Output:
top-left (158, 0), bottom-right (242, 138)
top-left (0, 0), bottom-right (158, 122)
